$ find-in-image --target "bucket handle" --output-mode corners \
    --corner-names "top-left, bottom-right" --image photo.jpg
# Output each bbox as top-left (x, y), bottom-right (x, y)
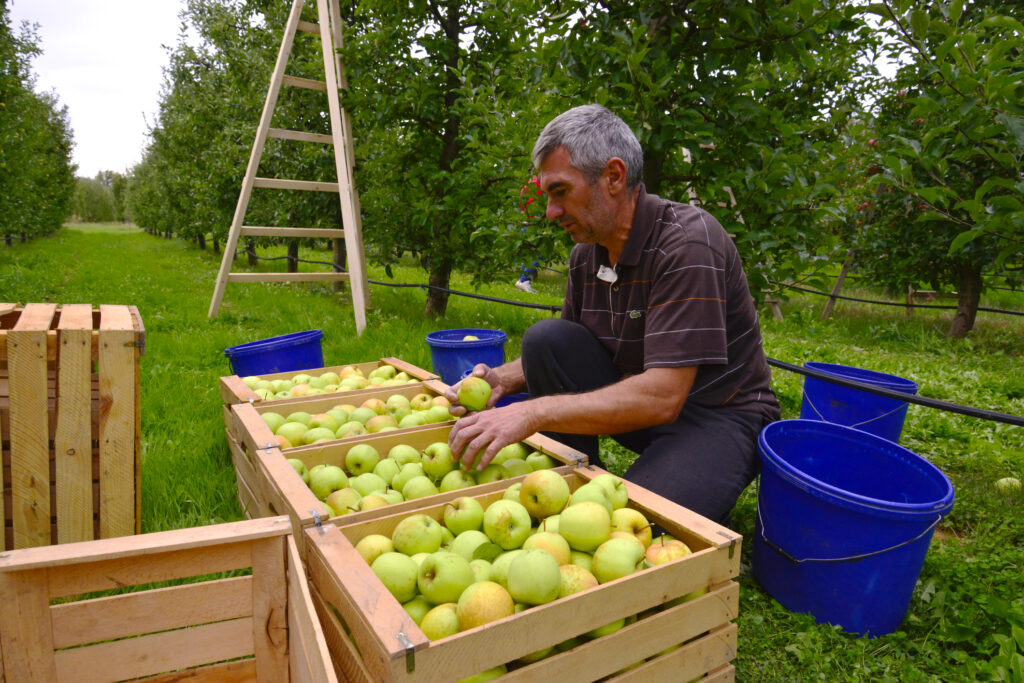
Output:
top-left (756, 493), bottom-right (943, 565)
top-left (803, 392), bottom-right (908, 430)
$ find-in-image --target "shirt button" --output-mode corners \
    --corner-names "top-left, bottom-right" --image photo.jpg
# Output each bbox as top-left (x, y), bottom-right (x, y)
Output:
top-left (612, 285), bottom-right (619, 292)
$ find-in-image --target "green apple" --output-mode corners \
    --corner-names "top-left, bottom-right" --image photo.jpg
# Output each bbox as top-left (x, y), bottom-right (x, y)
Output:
top-left (569, 482), bottom-right (614, 513)
top-left (253, 379), bottom-right (274, 392)
top-left (261, 411), bottom-right (287, 433)
top-left (340, 376), bottom-right (368, 390)
top-left (335, 421), bottom-right (368, 438)
top-left (254, 388), bottom-right (275, 400)
top-left (587, 616), bottom-right (627, 639)
top-left (360, 398), bottom-right (388, 415)
top-left (372, 458), bottom-right (402, 486)
top-left (418, 551), bottom-right (475, 604)
top-left (291, 373), bottom-right (313, 385)
top-left (424, 405), bottom-right (454, 424)
top-left (440, 469), bottom-right (476, 492)
top-left (474, 464), bottom-right (507, 485)
top-left (526, 452), bottom-right (558, 471)
top-left (558, 563), bottom-right (599, 598)
top-left (520, 469), bottom-right (571, 519)
top-left (398, 413), bottom-right (428, 428)
top-left (440, 525), bottom-right (455, 547)
top-left (409, 393), bottom-right (433, 411)
top-left (523, 531), bottom-right (571, 566)
top-left (325, 407), bottom-right (349, 425)
top-left (386, 393), bottom-right (411, 409)
top-left (443, 496), bottom-right (485, 535)
top-left (387, 402), bottom-right (412, 422)
top-left (309, 465), bottom-right (348, 500)
top-left (537, 514), bottom-right (560, 534)
top-left (611, 507), bottom-right (652, 548)
top-left (369, 364), bottom-right (397, 380)
top-left (455, 665), bottom-right (508, 683)
top-left (422, 442), bottom-right (457, 479)
top-left (398, 475), bottom-right (437, 500)
top-left (449, 529), bottom-right (491, 562)
top-left (590, 473), bottom-right (629, 510)
top-left (570, 550), bottom-right (593, 573)
top-left (492, 442), bottom-right (530, 466)
top-left (318, 371), bottom-right (341, 386)
top-left (392, 463), bottom-right (426, 493)
top-left (325, 487), bottom-right (362, 516)
top-left (503, 482), bottom-right (523, 501)
top-left (591, 537), bottom-right (645, 584)
top-left (302, 426), bottom-right (337, 445)
top-left (242, 375), bottom-right (262, 389)
top-left (388, 444), bottom-right (422, 467)
top-left (365, 414), bottom-right (399, 433)
top-left (469, 558), bottom-right (492, 583)
top-left (500, 459), bottom-right (532, 478)
top-left (285, 411), bottom-right (313, 425)
top-left (391, 513), bottom-right (445, 555)
top-left (350, 472), bottom-right (387, 497)
top-left (420, 602), bottom-right (460, 641)
top-left (644, 535), bottom-right (692, 568)
top-left (559, 501), bottom-right (612, 552)
top-left (457, 376), bottom-right (492, 412)
top-left (345, 444), bottom-right (381, 475)
top-left (507, 549), bottom-right (561, 605)
top-left (348, 406), bottom-right (378, 424)
top-left (307, 376), bottom-right (327, 390)
top-left (489, 549), bottom-right (524, 589)
top-left (482, 500), bottom-right (532, 550)
top-left (286, 458), bottom-right (310, 483)
top-left (355, 534), bottom-right (394, 565)
top-left (358, 494), bottom-right (390, 511)
top-left (995, 476), bottom-right (1022, 494)
top-left (275, 421), bottom-right (308, 447)
top-left (380, 488), bottom-right (405, 505)
top-left (402, 596), bottom-right (433, 626)
top-left (371, 551), bottom-right (419, 603)
top-left (456, 581), bottom-right (515, 631)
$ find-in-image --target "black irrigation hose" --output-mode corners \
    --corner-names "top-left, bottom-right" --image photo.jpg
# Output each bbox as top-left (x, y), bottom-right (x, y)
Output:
top-left (767, 358), bottom-right (1024, 428)
top-left (774, 282), bottom-right (1024, 317)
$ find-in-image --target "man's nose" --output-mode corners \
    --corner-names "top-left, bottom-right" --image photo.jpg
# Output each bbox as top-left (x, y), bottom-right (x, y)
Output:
top-left (546, 199), bottom-right (562, 222)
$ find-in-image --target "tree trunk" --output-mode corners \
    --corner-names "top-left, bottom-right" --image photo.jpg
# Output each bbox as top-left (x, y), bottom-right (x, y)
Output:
top-left (20, 233), bottom-right (26, 243)
top-left (4, 235), bottom-right (11, 246)
top-left (197, 233), bottom-right (206, 250)
top-left (212, 238), bottom-right (220, 255)
top-left (333, 238), bottom-right (347, 293)
top-left (643, 148), bottom-right (665, 195)
top-left (424, 262), bottom-right (452, 318)
top-left (246, 238), bottom-right (258, 266)
top-left (287, 241), bottom-right (299, 273)
top-left (948, 263), bottom-right (983, 339)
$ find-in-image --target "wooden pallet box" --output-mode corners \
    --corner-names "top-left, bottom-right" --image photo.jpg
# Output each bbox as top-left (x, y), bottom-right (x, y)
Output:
top-left (304, 469), bottom-right (741, 682)
top-left (0, 303), bottom-right (143, 550)
top-left (227, 417), bottom-right (587, 559)
top-left (0, 516), bottom-right (337, 682)
top-left (219, 357), bottom-right (437, 408)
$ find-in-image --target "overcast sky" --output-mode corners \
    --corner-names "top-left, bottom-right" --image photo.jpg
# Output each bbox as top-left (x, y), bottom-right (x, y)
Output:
top-left (9, 0), bottom-right (187, 178)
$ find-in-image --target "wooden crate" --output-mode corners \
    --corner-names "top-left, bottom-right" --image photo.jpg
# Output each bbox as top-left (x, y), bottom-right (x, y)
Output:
top-left (0, 516), bottom-right (337, 682)
top-left (226, 416), bottom-right (587, 559)
top-left (219, 357), bottom-right (438, 408)
top-left (303, 468), bottom-right (740, 682)
top-left (0, 303), bottom-right (143, 550)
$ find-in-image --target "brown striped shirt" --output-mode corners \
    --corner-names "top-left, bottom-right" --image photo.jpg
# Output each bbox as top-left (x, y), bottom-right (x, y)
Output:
top-left (561, 187), bottom-right (780, 421)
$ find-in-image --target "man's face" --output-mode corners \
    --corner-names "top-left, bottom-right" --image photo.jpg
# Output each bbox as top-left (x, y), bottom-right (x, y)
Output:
top-left (537, 146), bottom-right (617, 247)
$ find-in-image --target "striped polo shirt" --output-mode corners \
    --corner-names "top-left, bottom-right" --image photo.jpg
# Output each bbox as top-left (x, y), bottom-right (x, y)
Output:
top-left (561, 186), bottom-right (780, 421)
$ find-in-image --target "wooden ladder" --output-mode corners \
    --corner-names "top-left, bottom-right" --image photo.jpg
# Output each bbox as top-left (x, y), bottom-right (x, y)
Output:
top-left (208, 0), bottom-right (368, 334)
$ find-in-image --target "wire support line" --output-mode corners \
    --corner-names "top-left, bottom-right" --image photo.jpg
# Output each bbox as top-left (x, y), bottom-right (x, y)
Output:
top-left (772, 282), bottom-right (1024, 317)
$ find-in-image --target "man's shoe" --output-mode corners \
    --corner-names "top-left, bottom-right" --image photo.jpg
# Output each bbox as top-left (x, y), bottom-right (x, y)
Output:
top-left (515, 280), bottom-right (536, 294)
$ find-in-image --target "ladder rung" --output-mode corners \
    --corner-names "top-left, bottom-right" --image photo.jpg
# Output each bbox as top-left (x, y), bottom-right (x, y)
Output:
top-left (267, 128), bottom-right (334, 145)
top-left (241, 226), bottom-right (345, 239)
top-left (227, 272), bottom-right (350, 283)
top-left (252, 178), bottom-right (340, 192)
top-left (296, 20), bottom-right (320, 35)
top-left (282, 75), bottom-right (327, 91)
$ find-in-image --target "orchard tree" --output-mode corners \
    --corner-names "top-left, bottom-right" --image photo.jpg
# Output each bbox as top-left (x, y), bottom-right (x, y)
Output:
top-left (858, 0), bottom-right (1023, 337)
top-left (72, 176), bottom-right (117, 222)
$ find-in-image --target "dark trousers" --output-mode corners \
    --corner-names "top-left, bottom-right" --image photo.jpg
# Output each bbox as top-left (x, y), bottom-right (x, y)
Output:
top-left (521, 318), bottom-right (765, 527)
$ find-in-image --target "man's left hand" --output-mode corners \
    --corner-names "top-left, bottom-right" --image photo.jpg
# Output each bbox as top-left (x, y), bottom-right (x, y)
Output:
top-left (448, 400), bottom-right (540, 471)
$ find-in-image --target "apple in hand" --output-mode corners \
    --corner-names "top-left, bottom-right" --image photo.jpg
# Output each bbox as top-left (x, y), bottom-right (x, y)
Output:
top-left (391, 514), bottom-right (445, 555)
top-left (457, 376), bottom-right (492, 412)
top-left (443, 496), bottom-right (485, 535)
top-left (372, 552), bottom-right (419, 603)
top-left (418, 551), bottom-right (475, 604)
top-left (520, 469), bottom-right (571, 519)
top-left (482, 500), bottom-right (532, 550)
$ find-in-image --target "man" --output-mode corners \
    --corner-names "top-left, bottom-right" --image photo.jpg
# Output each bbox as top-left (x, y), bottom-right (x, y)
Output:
top-left (447, 104), bottom-right (780, 526)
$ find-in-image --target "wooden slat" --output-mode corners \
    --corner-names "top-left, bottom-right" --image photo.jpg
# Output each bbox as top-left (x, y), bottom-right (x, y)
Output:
top-left (252, 535), bottom-right (290, 679)
top-left (282, 74), bottom-right (328, 91)
top-left (240, 226), bottom-right (345, 239)
top-left (0, 302), bottom-right (17, 316)
top-left (8, 302), bottom-right (57, 548)
top-left (296, 19), bottom-right (321, 34)
top-left (287, 535), bottom-right (339, 683)
top-left (267, 127), bottom-right (334, 144)
top-left (252, 177), bottom-right (340, 192)
top-left (227, 271), bottom-right (351, 283)
top-left (97, 305), bottom-right (135, 539)
top-left (55, 304), bottom-right (94, 543)
top-left (607, 624), bottom-right (738, 682)
top-left (51, 575), bottom-right (253, 649)
top-left (0, 567), bottom-right (59, 680)
top-left (142, 660), bottom-right (257, 683)
top-left (53, 616), bottom-right (255, 683)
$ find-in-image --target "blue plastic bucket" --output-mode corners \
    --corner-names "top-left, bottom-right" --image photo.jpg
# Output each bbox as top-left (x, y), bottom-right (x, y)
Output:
top-left (800, 362), bottom-right (918, 443)
top-left (224, 329), bottom-right (324, 376)
top-left (752, 419), bottom-right (954, 636)
top-left (426, 329), bottom-right (507, 385)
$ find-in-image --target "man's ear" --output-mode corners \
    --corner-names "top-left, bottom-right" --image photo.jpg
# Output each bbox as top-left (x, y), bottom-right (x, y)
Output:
top-left (602, 157), bottom-right (628, 195)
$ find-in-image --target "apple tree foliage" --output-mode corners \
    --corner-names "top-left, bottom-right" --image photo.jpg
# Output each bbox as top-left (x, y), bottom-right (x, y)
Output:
top-left (0, 4), bottom-right (75, 243)
top-left (531, 0), bottom-right (878, 298)
top-left (851, 0), bottom-right (1024, 338)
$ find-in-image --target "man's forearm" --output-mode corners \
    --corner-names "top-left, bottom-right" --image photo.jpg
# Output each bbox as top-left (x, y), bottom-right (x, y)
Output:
top-left (492, 358), bottom-right (526, 395)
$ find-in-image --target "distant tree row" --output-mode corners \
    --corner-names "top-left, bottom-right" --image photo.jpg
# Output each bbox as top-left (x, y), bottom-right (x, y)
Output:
top-left (72, 171), bottom-right (129, 223)
top-left (0, 1), bottom-right (75, 245)
top-left (127, 0), bottom-right (1022, 337)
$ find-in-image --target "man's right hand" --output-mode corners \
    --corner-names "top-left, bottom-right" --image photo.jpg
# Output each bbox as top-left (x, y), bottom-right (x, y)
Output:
top-left (446, 363), bottom-right (505, 417)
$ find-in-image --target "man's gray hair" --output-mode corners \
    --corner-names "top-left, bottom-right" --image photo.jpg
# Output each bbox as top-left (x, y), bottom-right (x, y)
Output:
top-left (532, 104), bottom-right (644, 188)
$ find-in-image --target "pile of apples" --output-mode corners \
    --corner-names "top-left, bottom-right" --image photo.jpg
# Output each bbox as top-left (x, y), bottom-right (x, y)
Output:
top-left (241, 363), bottom-right (418, 401)
top-left (288, 439), bottom-right (560, 516)
top-left (355, 471), bottom-right (704, 679)
top-left (261, 392), bottom-right (456, 449)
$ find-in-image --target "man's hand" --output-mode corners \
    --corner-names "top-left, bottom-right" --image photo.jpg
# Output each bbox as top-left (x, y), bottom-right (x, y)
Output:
top-left (448, 399), bottom-right (540, 471)
top-left (445, 363), bottom-right (506, 418)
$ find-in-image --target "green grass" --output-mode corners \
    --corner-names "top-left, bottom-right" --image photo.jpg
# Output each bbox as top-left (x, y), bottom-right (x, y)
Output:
top-left (2, 224), bottom-right (1022, 680)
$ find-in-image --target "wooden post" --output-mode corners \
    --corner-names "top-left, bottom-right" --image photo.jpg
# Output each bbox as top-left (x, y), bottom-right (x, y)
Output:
top-left (823, 249), bottom-right (854, 320)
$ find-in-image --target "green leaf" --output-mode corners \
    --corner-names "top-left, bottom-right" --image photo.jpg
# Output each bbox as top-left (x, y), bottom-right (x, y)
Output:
top-left (910, 9), bottom-right (930, 39)
top-left (948, 0), bottom-right (963, 24)
top-left (948, 229), bottom-right (981, 253)
top-left (472, 542), bottom-right (503, 563)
